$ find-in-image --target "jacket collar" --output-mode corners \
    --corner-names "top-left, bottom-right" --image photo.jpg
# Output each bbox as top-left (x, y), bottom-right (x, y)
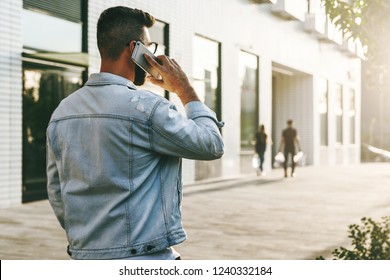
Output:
top-left (85, 72), bottom-right (137, 90)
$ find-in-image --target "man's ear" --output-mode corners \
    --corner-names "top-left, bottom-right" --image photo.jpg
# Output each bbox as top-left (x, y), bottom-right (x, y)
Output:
top-left (128, 41), bottom-right (136, 53)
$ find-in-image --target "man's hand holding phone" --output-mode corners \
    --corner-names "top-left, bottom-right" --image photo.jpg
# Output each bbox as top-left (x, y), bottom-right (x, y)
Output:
top-left (144, 53), bottom-right (200, 105)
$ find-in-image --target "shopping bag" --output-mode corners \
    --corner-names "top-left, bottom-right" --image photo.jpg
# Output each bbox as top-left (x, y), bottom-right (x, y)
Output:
top-left (252, 154), bottom-right (260, 169)
top-left (274, 152), bottom-right (285, 163)
top-left (293, 151), bottom-right (306, 166)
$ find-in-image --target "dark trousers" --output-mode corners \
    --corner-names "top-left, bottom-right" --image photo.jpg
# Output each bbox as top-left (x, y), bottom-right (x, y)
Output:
top-left (258, 151), bottom-right (265, 171)
top-left (283, 151), bottom-right (296, 175)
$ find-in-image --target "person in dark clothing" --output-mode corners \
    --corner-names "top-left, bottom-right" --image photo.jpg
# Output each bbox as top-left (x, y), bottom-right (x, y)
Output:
top-left (279, 119), bottom-right (301, 178)
top-left (255, 124), bottom-right (269, 175)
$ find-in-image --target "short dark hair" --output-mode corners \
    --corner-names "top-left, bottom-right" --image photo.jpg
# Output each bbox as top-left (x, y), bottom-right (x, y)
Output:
top-left (97, 6), bottom-right (155, 60)
top-left (287, 119), bottom-right (293, 125)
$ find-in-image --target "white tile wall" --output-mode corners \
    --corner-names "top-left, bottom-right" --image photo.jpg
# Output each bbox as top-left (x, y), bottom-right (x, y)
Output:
top-left (272, 72), bottom-right (314, 164)
top-left (0, 0), bottom-right (362, 206)
top-left (0, 0), bottom-right (23, 208)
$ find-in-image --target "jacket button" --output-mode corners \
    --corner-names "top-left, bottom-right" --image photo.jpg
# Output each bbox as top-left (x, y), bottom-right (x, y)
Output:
top-left (131, 249), bottom-right (137, 254)
top-left (147, 245), bottom-right (155, 251)
top-left (67, 245), bottom-right (72, 256)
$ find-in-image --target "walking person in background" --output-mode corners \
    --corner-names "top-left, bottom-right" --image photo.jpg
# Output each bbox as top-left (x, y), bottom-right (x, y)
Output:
top-left (278, 119), bottom-right (301, 178)
top-left (46, 6), bottom-right (224, 260)
top-left (254, 124), bottom-right (271, 176)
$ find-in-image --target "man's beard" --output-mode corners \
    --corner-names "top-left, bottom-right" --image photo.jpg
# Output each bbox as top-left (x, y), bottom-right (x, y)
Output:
top-left (134, 65), bottom-right (147, 86)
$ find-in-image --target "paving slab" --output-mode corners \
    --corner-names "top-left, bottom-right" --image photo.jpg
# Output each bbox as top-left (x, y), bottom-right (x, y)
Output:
top-left (0, 163), bottom-right (389, 260)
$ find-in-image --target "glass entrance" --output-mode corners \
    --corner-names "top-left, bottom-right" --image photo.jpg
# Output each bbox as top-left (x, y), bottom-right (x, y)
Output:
top-left (22, 61), bottom-right (84, 202)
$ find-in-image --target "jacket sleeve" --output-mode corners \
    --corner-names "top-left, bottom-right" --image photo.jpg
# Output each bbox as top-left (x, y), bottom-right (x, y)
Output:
top-left (150, 100), bottom-right (224, 160)
top-left (46, 131), bottom-right (65, 229)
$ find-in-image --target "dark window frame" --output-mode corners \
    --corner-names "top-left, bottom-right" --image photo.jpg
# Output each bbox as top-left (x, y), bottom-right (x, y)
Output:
top-left (21, 59), bottom-right (86, 203)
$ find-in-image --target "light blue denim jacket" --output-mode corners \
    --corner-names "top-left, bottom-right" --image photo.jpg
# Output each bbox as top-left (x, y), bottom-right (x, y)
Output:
top-left (46, 73), bottom-right (224, 259)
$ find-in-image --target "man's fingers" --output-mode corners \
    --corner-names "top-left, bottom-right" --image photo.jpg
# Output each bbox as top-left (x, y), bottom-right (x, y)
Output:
top-left (156, 55), bottom-right (170, 65)
top-left (171, 58), bottom-right (180, 67)
top-left (147, 76), bottom-right (164, 87)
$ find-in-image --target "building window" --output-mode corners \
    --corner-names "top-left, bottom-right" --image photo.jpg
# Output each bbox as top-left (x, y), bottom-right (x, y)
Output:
top-left (21, 0), bottom-right (88, 203)
top-left (149, 20), bottom-right (168, 56)
top-left (22, 62), bottom-right (84, 202)
top-left (22, 0), bottom-right (85, 52)
top-left (318, 78), bottom-right (328, 146)
top-left (335, 84), bottom-right (343, 144)
top-left (193, 35), bottom-right (221, 120)
top-left (349, 89), bottom-right (356, 144)
top-left (239, 51), bottom-right (259, 150)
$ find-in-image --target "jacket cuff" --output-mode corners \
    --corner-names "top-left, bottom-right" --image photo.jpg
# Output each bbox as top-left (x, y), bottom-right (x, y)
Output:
top-left (185, 101), bottom-right (225, 128)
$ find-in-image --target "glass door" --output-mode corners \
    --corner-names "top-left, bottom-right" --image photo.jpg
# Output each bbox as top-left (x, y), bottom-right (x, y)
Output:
top-left (22, 61), bottom-right (85, 202)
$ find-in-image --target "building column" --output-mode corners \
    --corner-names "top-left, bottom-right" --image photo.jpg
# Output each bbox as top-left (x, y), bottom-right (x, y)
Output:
top-left (220, 43), bottom-right (241, 178)
top-left (0, 0), bottom-right (23, 207)
top-left (259, 57), bottom-right (272, 172)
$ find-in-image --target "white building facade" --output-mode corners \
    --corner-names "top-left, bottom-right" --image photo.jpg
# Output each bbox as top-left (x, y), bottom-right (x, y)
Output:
top-left (0, 0), bottom-right (362, 207)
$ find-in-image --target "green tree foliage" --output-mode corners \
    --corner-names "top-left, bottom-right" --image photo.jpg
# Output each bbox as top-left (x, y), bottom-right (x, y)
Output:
top-left (323, 0), bottom-right (390, 119)
top-left (322, 0), bottom-right (390, 55)
top-left (322, 0), bottom-right (367, 43)
top-left (318, 217), bottom-right (390, 260)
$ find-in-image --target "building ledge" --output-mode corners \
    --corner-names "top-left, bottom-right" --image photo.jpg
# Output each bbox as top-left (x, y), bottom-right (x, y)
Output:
top-left (22, 51), bottom-right (89, 67)
top-left (250, 0), bottom-right (276, 4)
top-left (271, 0), bottom-right (307, 21)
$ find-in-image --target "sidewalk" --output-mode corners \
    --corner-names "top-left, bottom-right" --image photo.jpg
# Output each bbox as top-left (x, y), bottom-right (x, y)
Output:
top-left (0, 163), bottom-right (389, 260)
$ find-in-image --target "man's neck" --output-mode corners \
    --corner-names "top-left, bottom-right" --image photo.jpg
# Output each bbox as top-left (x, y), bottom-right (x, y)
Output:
top-left (100, 59), bottom-right (133, 81)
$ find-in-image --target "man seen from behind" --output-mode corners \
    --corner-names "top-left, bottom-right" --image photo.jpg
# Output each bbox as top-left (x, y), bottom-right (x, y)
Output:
top-left (46, 6), bottom-right (224, 260)
top-left (278, 119), bottom-right (301, 178)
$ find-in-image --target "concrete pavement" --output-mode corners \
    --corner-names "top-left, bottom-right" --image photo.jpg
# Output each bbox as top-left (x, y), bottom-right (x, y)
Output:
top-left (0, 163), bottom-right (389, 260)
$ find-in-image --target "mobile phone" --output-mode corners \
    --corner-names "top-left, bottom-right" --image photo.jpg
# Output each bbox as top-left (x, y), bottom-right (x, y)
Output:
top-left (131, 41), bottom-right (161, 79)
